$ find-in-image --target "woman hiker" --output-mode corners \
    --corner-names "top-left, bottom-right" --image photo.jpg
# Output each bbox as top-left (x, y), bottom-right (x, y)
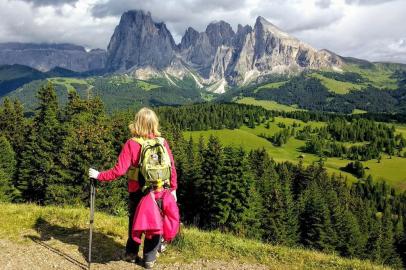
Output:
top-left (88, 107), bottom-right (178, 269)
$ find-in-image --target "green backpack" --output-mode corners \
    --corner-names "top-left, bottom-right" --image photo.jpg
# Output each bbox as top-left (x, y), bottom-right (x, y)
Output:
top-left (128, 137), bottom-right (172, 192)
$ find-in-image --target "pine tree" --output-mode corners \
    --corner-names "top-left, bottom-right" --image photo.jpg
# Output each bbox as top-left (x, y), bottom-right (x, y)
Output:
top-left (0, 136), bottom-right (18, 201)
top-left (299, 183), bottom-right (334, 252)
top-left (54, 94), bottom-right (124, 212)
top-left (177, 136), bottom-right (202, 225)
top-left (17, 82), bottom-right (62, 203)
top-left (279, 164), bottom-right (299, 246)
top-left (0, 98), bottom-right (25, 154)
top-left (199, 135), bottom-right (223, 229)
top-left (221, 147), bottom-right (263, 238)
top-left (380, 206), bottom-right (403, 267)
top-left (326, 189), bottom-right (363, 257)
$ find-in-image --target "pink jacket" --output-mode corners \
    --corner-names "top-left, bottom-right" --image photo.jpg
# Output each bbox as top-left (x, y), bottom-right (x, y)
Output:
top-left (97, 137), bottom-right (177, 192)
top-left (132, 189), bottom-right (180, 243)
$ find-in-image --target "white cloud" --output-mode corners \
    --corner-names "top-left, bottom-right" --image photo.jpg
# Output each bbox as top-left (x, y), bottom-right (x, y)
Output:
top-left (0, 0), bottom-right (405, 63)
top-left (294, 0), bottom-right (406, 63)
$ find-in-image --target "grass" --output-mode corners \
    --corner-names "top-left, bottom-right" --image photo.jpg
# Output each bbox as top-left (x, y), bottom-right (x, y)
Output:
top-left (236, 97), bottom-right (302, 112)
top-left (0, 203), bottom-right (391, 269)
top-left (184, 117), bottom-right (406, 191)
top-left (395, 124), bottom-right (406, 137)
top-left (352, 109), bottom-right (368, 114)
top-left (184, 123), bottom-right (357, 184)
top-left (343, 64), bottom-right (398, 90)
top-left (310, 73), bottom-right (363, 94)
top-left (107, 75), bottom-right (160, 91)
top-left (254, 81), bottom-right (287, 92)
top-left (48, 77), bottom-right (91, 93)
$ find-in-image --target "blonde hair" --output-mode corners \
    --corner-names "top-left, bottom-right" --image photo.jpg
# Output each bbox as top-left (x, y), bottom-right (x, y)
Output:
top-left (129, 107), bottom-right (161, 138)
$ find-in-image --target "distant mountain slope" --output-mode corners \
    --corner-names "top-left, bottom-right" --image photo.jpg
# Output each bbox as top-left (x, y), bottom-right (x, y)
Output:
top-left (0, 42), bottom-right (106, 72)
top-left (0, 64), bottom-right (46, 96)
top-left (2, 74), bottom-right (205, 112)
top-left (218, 59), bottom-right (406, 114)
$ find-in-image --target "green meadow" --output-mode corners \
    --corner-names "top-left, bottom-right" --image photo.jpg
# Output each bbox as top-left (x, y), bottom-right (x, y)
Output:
top-left (184, 117), bottom-right (406, 191)
top-left (236, 97), bottom-right (302, 112)
top-left (309, 73), bottom-right (363, 94)
top-left (107, 75), bottom-right (160, 91)
top-left (343, 64), bottom-right (398, 90)
top-left (48, 77), bottom-right (92, 92)
top-left (254, 81), bottom-right (287, 92)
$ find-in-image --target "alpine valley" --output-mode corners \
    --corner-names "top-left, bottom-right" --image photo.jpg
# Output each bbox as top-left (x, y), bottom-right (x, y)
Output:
top-left (0, 9), bottom-right (406, 113)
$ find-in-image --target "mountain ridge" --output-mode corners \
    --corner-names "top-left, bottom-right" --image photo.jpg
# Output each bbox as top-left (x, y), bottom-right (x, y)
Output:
top-left (105, 10), bottom-right (343, 93)
top-left (0, 9), bottom-right (345, 93)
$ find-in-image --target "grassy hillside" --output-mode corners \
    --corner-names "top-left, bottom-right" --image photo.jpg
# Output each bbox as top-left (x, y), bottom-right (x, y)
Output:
top-left (230, 61), bottom-right (406, 114)
top-left (2, 74), bottom-right (204, 112)
top-left (184, 116), bottom-right (406, 191)
top-left (309, 73), bottom-right (363, 94)
top-left (0, 203), bottom-right (390, 269)
top-left (236, 97), bottom-right (302, 112)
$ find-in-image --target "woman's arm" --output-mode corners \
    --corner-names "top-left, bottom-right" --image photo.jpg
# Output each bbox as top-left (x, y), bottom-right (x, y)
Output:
top-left (164, 140), bottom-right (177, 190)
top-left (98, 140), bottom-right (139, 181)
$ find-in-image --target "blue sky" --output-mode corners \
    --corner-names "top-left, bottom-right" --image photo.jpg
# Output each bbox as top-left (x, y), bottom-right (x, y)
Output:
top-left (1, 0), bottom-right (405, 63)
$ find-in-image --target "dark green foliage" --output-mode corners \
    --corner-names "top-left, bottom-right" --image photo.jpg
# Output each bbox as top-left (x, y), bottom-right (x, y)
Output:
top-left (342, 161), bottom-right (365, 178)
top-left (0, 98), bottom-right (25, 154)
top-left (221, 147), bottom-right (262, 238)
top-left (320, 71), bottom-right (367, 83)
top-left (199, 135), bottom-right (224, 228)
top-left (299, 183), bottom-right (334, 251)
top-left (255, 76), bottom-right (334, 112)
top-left (302, 118), bottom-right (403, 161)
top-left (0, 136), bottom-right (18, 201)
top-left (223, 74), bottom-right (406, 114)
top-left (93, 77), bottom-right (204, 113)
top-left (17, 82), bottom-right (62, 203)
top-left (156, 103), bottom-right (270, 131)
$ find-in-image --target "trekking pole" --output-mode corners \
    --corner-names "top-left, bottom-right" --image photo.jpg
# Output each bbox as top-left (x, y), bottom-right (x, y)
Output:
top-left (88, 177), bottom-right (96, 270)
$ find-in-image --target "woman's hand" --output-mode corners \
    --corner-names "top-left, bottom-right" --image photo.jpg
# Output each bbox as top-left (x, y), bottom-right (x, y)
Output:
top-left (171, 190), bottom-right (177, 202)
top-left (89, 168), bottom-right (100, 179)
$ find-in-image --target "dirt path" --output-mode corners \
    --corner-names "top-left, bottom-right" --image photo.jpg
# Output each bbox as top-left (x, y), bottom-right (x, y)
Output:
top-left (0, 239), bottom-right (268, 270)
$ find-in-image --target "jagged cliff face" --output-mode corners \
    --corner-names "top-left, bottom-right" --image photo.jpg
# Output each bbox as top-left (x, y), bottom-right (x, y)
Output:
top-left (0, 43), bottom-right (106, 72)
top-left (106, 10), bottom-right (343, 93)
top-left (106, 10), bottom-right (176, 72)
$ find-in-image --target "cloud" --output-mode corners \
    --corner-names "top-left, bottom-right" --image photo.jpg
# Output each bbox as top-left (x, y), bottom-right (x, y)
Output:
top-left (345, 0), bottom-right (397, 6)
top-left (0, 0), bottom-right (117, 49)
top-left (15, 0), bottom-right (79, 7)
top-left (316, 0), bottom-right (332, 9)
top-left (295, 0), bottom-right (406, 63)
top-left (251, 0), bottom-right (344, 33)
top-left (91, 0), bottom-right (246, 18)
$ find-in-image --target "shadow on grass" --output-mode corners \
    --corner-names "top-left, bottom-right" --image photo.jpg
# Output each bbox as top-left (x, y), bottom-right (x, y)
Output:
top-left (27, 217), bottom-right (125, 267)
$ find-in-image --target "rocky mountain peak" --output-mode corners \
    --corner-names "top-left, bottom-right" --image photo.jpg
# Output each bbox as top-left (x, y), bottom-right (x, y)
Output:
top-left (106, 9), bottom-right (176, 72)
top-left (106, 10), bottom-right (343, 92)
top-left (180, 27), bottom-right (200, 50)
top-left (254, 16), bottom-right (293, 40)
top-left (205, 20), bottom-right (235, 47)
